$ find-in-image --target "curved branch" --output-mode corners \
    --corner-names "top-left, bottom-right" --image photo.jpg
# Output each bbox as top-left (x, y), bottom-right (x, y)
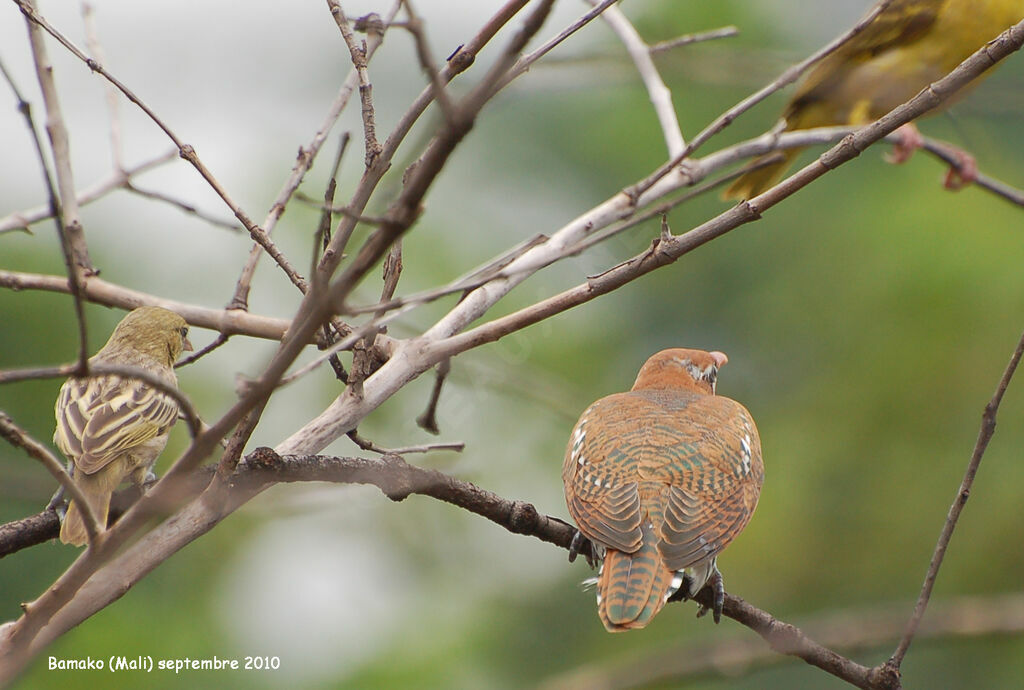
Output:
top-left (889, 328), bottom-right (1024, 668)
top-left (598, 3), bottom-right (685, 157)
top-left (0, 450), bottom-right (909, 690)
top-left (541, 592), bottom-right (1024, 690)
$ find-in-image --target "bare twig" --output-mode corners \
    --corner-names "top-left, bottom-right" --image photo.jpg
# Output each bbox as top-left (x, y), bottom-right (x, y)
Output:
top-left (499, 0), bottom-right (621, 89)
top-left (396, 0), bottom-right (457, 124)
top-left (649, 26), bottom-right (739, 54)
top-left (125, 184), bottom-right (242, 231)
top-left (228, 3), bottom-right (397, 310)
top-left (346, 429), bottom-right (463, 455)
top-left (18, 0), bottom-right (93, 275)
top-left (81, 2), bottom-right (123, 172)
top-left (312, 0), bottom-right (531, 285)
top-left (0, 270), bottom-right (293, 341)
top-left (416, 357), bottom-right (450, 434)
top-left (0, 150), bottom-right (177, 233)
top-left (328, 1), bottom-right (382, 167)
top-left (15, 8), bottom-right (91, 367)
top-left (175, 333), bottom-right (230, 368)
top-left (888, 328), bottom-right (1024, 670)
top-left (597, 3), bottom-right (685, 156)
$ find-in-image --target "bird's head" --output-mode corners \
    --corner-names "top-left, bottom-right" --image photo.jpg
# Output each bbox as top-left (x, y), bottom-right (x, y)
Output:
top-left (99, 306), bottom-right (194, 366)
top-left (630, 348), bottom-right (728, 395)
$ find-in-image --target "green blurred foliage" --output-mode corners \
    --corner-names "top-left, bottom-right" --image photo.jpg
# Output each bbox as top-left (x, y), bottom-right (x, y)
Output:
top-left (3, 1), bottom-right (1024, 689)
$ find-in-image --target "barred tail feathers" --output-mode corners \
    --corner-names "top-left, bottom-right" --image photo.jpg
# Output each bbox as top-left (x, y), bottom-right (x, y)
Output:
top-left (596, 522), bottom-right (674, 631)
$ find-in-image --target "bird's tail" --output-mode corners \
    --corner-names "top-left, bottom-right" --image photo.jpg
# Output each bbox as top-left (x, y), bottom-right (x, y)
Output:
top-left (722, 147), bottom-right (802, 201)
top-left (597, 522), bottom-right (674, 632)
top-left (59, 485), bottom-right (111, 547)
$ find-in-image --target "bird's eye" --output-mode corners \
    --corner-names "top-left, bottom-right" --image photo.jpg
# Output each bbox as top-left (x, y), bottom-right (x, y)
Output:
top-left (180, 327), bottom-right (189, 339)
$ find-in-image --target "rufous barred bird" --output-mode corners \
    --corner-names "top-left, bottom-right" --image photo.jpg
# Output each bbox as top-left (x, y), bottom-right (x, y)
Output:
top-left (562, 348), bottom-right (764, 631)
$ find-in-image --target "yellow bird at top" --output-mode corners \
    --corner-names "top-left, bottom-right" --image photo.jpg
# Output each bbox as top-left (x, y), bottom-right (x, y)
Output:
top-left (723, 0), bottom-right (1024, 200)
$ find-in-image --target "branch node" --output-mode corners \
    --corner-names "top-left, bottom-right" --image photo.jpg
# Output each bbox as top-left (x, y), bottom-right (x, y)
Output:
top-left (379, 453), bottom-right (414, 501)
top-left (247, 446), bottom-right (282, 471)
top-left (354, 13), bottom-right (385, 38)
top-left (447, 46), bottom-right (475, 74)
top-left (507, 501), bottom-right (540, 534)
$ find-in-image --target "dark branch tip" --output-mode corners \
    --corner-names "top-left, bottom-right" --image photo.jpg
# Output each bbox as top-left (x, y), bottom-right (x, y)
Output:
top-left (507, 501), bottom-right (540, 534)
top-left (448, 48), bottom-right (475, 74)
top-left (246, 446), bottom-right (282, 471)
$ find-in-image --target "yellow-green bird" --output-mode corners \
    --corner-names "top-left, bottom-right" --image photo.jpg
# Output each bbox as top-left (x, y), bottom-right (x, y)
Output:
top-left (724, 0), bottom-right (1024, 200)
top-left (55, 307), bottom-right (192, 546)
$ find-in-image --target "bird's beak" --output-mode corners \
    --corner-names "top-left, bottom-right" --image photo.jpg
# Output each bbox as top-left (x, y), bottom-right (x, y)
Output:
top-left (183, 337), bottom-right (194, 352)
top-left (710, 351), bottom-right (728, 368)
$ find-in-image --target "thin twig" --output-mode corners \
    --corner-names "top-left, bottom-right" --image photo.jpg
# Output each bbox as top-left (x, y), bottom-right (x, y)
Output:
top-left (346, 429), bottom-right (463, 455)
top-left (396, 0), bottom-right (457, 125)
top-left (125, 184), bottom-right (243, 231)
top-left (314, 135), bottom-right (352, 384)
top-left (328, 1), bottom-right (382, 167)
top-left (0, 149), bottom-right (177, 233)
top-left (888, 328), bottom-right (1024, 669)
top-left (18, 0), bottom-right (93, 275)
top-left (498, 0), bottom-right (621, 90)
top-left (313, 0), bottom-right (529, 283)
top-left (323, 0), bottom-right (558, 319)
top-left (0, 270), bottom-right (294, 341)
top-left (227, 3), bottom-right (397, 311)
top-left (597, 2), bottom-right (685, 156)
top-left (81, 2), bottom-right (123, 172)
top-left (649, 26), bottom-right (739, 54)
top-left (15, 8), bottom-right (92, 367)
top-left (416, 357), bottom-right (450, 434)
top-left (175, 333), bottom-right (230, 368)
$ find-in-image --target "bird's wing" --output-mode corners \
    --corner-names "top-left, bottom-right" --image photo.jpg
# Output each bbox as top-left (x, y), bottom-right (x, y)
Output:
top-left (562, 395), bottom-right (646, 554)
top-left (842, 0), bottom-right (940, 57)
top-left (643, 395), bottom-right (764, 570)
top-left (61, 374), bottom-right (179, 474)
top-left (789, 0), bottom-right (941, 117)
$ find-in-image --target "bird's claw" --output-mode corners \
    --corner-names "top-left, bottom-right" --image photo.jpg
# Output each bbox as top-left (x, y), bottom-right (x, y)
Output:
top-left (884, 123), bottom-right (923, 165)
top-left (942, 151), bottom-right (977, 190)
top-left (701, 570), bottom-right (726, 623)
top-left (568, 530), bottom-right (598, 568)
top-left (46, 485), bottom-right (68, 520)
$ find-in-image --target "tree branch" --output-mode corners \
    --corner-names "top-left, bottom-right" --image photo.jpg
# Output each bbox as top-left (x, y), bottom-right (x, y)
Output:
top-left (542, 592), bottom-right (1024, 690)
top-left (888, 327), bottom-right (1024, 669)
